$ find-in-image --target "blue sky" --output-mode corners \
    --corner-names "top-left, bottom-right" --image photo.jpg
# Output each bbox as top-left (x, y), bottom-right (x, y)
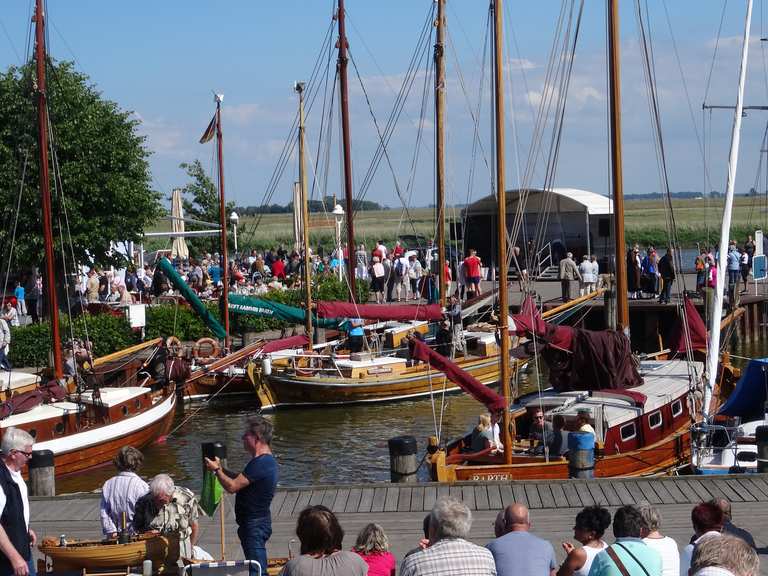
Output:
top-left (3, 1), bottom-right (768, 214)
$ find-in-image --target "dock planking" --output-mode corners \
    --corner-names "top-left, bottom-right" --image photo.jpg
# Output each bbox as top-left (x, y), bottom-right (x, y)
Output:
top-left (31, 474), bottom-right (768, 575)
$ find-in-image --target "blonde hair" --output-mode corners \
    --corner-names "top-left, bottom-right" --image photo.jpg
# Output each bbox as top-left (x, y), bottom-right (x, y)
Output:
top-left (353, 523), bottom-right (389, 554)
top-left (475, 414), bottom-right (491, 432)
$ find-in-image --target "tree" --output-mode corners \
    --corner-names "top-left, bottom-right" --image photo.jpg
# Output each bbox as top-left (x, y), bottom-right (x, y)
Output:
top-left (179, 159), bottom-right (235, 257)
top-left (0, 60), bottom-right (163, 270)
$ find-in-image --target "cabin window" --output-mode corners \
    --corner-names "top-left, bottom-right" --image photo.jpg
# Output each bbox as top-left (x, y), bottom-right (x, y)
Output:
top-left (671, 400), bottom-right (683, 418)
top-left (135, 399), bottom-right (142, 409)
top-left (122, 406), bottom-right (129, 416)
top-left (28, 429), bottom-right (36, 439)
top-left (648, 411), bottom-right (662, 429)
top-left (54, 422), bottom-right (64, 434)
top-left (620, 422), bottom-right (636, 442)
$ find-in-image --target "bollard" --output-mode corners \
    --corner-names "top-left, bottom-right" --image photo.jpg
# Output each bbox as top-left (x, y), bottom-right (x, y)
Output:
top-left (28, 450), bottom-right (55, 496)
top-left (142, 559), bottom-right (152, 576)
top-left (757, 426), bottom-right (768, 473)
top-left (568, 432), bottom-right (595, 479)
top-left (388, 436), bottom-right (418, 483)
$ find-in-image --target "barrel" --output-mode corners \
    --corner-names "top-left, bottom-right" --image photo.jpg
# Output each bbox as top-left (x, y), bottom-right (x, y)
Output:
top-left (28, 449), bottom-right (55, 496)
top-left (568, 432), bottom-right (595, 479)
top-left (388, 436), bottom-right (418, 483)
top-left (757, 426), bottom-right (768, 474)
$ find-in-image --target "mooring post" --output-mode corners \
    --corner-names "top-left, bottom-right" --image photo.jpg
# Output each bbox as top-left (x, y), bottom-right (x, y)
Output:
top-left (28, 449), bottom-right (55, 496)
top-left (757, 426), bottom-right (768, 474)
top-left (388, 436), bottom-right (418, 483)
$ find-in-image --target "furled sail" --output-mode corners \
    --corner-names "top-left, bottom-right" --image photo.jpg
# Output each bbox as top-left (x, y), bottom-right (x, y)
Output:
top-left (317, 301), bottom-right (443, 322)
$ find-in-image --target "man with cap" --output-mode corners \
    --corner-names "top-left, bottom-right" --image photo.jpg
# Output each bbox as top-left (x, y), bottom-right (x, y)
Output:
top-left (576, 409), bottom-right (596, 436)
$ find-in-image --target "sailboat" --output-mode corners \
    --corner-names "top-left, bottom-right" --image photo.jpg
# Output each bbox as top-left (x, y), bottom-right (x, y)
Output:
top-left (0, 0), bottom-right (180, 476)
top-left (427, 0), bottom-right (705, 482)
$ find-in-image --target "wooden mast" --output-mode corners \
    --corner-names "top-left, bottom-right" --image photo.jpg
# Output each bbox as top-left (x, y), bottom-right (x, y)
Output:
top-left (296, 82), bottom-right (313, 340)
top-left (608, 0), bottom-right (629, 333)
top-left (215, 94), bottom-right (230, 347)
top-left (34, 0), bottom-right (63, 380)
top-left (337, 0), bottom-right (356, 300)
top-left (492, 0), bottom-right (512, 465)
top-left (435, 0), bottom-right (447, 306)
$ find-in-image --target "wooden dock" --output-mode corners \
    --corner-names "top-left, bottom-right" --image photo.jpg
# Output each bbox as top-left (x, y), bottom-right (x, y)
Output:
top-left (32, 475), bottom-right (768, 573)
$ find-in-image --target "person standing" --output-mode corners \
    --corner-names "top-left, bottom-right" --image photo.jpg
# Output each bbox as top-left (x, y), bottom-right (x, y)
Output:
top-left (0, 428), bottom-right (36, 576)
top-left (739, 248), bottom-right (750, 294)
top-left (657, 247), bottom-right (676, 304)
top-left (408, 256), bottom-right (423, 301)
top-left (487, 503), bottom-right (557, 576)
top-left (558, 253), bottom-right (581, 303)
top-left (204, 416), bottom-right (278, 575)
top-left (355, 244), bottom-right (369, 281)
top-left (1, 305), bottom-right (17, 329)
top-left (0, 319), bottom-right (10, 372)
top-left (347, 318), bottom-right (365, 354)
top-left (578, 256), bottom-right (593, 297)
top-left (12, 285), bottom-right (25, 323)
top-left (100, 447), bottom-right (150, 538)
top-left (463, 249), bottom-right (483, 297)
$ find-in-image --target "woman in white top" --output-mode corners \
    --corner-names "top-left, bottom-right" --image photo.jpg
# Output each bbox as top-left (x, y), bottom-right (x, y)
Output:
top-left (578, 256), bottom-right (595, 297)
top-left (638, 502), bottom-right (680, 576)
top-left (557, 505), bottom-right (611, 576)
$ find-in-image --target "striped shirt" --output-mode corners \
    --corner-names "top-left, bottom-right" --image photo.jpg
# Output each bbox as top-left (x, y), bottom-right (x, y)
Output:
top-left (400, 538), bottom-right (497, 576)
top-left (99, 471), bottom-right (149, 535)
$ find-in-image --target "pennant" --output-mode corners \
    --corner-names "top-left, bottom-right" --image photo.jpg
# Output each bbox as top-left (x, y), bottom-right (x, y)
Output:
top-left (199, 115), bottom-right (216, 144)
top-left (200, 467), bottom-right (223, 515)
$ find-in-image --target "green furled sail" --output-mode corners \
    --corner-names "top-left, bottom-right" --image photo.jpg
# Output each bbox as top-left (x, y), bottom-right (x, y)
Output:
top-left (156, 257), bottom-right (227, 340)
top-left (227, 293), bottom-right (338, 328)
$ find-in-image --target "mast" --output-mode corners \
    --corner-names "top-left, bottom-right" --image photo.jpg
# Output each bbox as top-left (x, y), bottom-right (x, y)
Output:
top-left (435, 0), bottom-right (447, 306)
top-left (337, 0), bottom-right (356, 299)
top-left (296, 82), bottom-right (313, 340)
top-left (704, 0), bottom-right (753, 419)
top-left (34, 0), bottom-right (64, 380)
top-left (608, 0), bottom-right (629, 334)
top-left (215, 94), bottom-right (230, 347)
top-left (492, 0), bottom-right (513, 465)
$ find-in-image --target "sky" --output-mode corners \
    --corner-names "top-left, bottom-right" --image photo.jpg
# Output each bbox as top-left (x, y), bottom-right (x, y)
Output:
top-left (3, 1), bottom-right (768, 215)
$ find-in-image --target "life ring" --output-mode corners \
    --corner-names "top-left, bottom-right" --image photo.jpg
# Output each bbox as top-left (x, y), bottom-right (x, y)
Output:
top-left (193, 337), bottom-right (221, 364)
top-left (166, 336), bottom-right (183, 358)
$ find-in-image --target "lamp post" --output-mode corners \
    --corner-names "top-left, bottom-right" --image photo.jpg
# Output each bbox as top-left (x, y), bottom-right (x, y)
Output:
top-left (229, 211), bottom-right (239, 260)
top-left (332, 204), bottom-right (345, 281)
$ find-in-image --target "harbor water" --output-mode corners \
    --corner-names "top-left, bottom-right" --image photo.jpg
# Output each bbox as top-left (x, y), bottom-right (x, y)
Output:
top-left (57, 335), bottom-right (766, 495)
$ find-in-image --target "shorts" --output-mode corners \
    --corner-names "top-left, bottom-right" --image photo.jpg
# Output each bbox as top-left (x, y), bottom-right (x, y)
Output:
top-left (467, 276), bottom-right (481, 286)
top-left (373, 277), bottom-right (385, 291)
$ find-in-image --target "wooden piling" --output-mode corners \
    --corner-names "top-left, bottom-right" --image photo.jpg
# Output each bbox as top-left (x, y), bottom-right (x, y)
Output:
top-left (28, 449), bottom-right (55, 496)
top-left (388, 436), bottom-right (418, 483)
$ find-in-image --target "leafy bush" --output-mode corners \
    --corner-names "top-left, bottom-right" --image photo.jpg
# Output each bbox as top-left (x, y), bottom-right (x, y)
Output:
top-left (144, 302), bottom-right (219, 341)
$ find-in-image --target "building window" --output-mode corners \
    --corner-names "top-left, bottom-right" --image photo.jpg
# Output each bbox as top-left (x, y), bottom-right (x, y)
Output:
top-left (620, 422), bottom-right (636, 442)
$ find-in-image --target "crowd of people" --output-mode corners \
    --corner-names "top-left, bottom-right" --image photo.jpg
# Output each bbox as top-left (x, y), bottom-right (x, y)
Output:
top-left (276, 496), bottom-right (759, 576)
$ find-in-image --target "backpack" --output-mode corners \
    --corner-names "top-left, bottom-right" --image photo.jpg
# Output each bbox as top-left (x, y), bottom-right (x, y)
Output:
top-left (395, 259), bottom-right (405, 277)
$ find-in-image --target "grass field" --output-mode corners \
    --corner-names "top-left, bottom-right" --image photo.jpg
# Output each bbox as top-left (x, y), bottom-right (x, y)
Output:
top-left (144, 196), bottom-right (768, 254)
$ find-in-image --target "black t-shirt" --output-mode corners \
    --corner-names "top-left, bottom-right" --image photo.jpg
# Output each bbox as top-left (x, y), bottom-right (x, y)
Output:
top-left (234, 454), bottom-right (278, 525)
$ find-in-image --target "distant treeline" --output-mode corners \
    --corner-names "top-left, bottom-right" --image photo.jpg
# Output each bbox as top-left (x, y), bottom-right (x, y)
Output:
top-left (235, 196), bottom-right (385, 215)
top-left (627, 189), bottom-right (760, 199)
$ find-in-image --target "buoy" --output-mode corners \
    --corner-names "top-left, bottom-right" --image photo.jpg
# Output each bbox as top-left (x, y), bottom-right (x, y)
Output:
top-left (193, 337), bottom-right (220, 364)
top-left (165, 336), bottom-right (183, 358)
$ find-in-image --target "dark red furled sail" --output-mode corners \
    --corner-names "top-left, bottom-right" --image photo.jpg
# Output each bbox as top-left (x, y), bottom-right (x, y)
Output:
top-left (408, 338), bottom-right (506, 412)
top-left (668, 296), bottom-right (707, 353)
top-left (317, 301), bottom-right (443, 322)
top-left (261, 335), bottom-right (310, 354)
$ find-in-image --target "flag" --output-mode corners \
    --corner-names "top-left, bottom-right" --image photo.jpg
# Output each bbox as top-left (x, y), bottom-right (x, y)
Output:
top-left (200, 467), bottom-right (223, 515)
top-left (199, 115), bottom-right (216, 144)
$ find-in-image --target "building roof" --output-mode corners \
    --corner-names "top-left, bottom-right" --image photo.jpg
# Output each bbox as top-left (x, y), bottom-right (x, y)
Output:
top-left (462, 187), bottom-right (613, 217)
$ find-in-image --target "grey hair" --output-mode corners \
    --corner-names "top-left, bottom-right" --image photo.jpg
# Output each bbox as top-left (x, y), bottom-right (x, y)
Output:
top-left (691, 534), bottom-right (759, 576)
top-left (430, 496), bottom-right (472, 540)
top-left (246, 415), bottom-right (273, 446)
top-left (637, 501), bottom-right (663, 532)
top-left (708, 497), bottom-right (732, 521)
top-left (1, 427), bottom-right (35, 454)
top-left (352, 523), bottom-right (389, 554)
top-left (149, 474), bottom-right (175, 497)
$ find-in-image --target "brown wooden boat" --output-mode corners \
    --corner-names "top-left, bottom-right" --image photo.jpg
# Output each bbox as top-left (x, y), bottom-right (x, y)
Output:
top-left (39, 533), bottom-right (179, 573)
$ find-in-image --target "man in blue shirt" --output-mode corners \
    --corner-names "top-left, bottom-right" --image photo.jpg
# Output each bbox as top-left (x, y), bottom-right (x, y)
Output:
top-left (486, 502), bottom-right (557, 576)
top-left (589, 505), bottom-right (661, 576)
top-left (205, 416), bottom-right (278, 575)
top-left (347, 318), bottom-right (365, 353)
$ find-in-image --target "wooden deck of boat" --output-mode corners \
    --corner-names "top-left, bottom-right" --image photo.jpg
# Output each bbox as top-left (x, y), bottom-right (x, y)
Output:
top-left (32, 475), bottom-right (768, 573)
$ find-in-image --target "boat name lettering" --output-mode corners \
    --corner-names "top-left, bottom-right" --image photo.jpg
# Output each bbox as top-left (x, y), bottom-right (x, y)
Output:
top-left (471, 473), bottom-right (509, 481)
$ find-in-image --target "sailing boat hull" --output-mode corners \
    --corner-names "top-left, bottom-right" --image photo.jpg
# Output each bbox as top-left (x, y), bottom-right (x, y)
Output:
top-left (253, 355), bottom-right (502, 410)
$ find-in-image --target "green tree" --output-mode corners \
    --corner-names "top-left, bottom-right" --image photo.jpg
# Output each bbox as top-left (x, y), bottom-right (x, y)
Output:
top-left (0, 60), bottom-right (163, 269)
top-left (179, 159), bottom-right (235, 257)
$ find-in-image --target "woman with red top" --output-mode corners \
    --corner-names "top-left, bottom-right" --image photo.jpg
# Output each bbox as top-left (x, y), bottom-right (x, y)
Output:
top-left (271, 257), bottom-right (286, 280)
top-left (463, 249), bottom-right (483, 296)
top-left (352, 523), bottom-right (395, 576)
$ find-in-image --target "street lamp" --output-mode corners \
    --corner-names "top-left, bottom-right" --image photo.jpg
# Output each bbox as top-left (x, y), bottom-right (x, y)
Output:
top-left (229, 211), bottom-right (239, 259)
top-left (332, 204), bottom-right (345, 281)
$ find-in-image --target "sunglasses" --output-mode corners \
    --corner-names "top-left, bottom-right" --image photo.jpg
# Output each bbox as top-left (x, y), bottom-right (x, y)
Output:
top-left (12, 449), bottom-right (33, 458)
